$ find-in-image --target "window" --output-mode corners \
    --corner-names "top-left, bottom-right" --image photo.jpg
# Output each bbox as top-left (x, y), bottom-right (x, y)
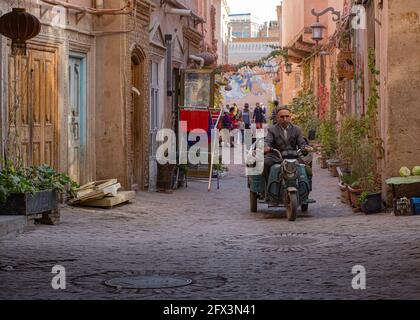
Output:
top-left (232, 31), bottom-right (241, 38)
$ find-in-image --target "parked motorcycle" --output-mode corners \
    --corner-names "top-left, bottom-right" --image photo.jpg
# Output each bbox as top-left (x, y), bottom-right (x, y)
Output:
top-left (246, 143), bottom-right (315, 221)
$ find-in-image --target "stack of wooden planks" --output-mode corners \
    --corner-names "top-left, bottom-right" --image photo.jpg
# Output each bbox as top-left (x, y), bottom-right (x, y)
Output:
top-left (69, 179), bottom-right (136, 208)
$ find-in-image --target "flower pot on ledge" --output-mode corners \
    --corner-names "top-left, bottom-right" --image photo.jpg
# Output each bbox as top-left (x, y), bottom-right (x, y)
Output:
top-left (360, 192), bottom-right (382, 214)
top-left (348, 185), bottom-right (362, 210)
top-left (0, 189), bottom-right (58, 216)
top-left (327, 159), bottom-right (341, 177)
top-left (338, 182), bottom-right (350, 205)
top-left (0, 189), bottom-right (60, 225)
top-left (319, 156), bottom-right (328, 169)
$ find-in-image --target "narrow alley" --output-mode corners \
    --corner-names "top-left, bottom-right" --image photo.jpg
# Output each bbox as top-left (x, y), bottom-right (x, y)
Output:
top-left (2, 150), bottom-right (420, 299)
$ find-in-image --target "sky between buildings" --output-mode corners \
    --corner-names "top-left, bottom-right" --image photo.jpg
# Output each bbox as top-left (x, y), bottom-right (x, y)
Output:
top-left (228, 0), bottom-right (282, 23)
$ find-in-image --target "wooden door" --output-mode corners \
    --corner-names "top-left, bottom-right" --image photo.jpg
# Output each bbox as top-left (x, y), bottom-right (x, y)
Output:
top-left (8, 48), bottom-right (57, 168)
top-left (30, 49), bottom-right (57, 167)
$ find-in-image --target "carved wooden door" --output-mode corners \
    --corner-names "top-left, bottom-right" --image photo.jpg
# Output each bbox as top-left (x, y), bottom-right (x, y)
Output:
top-left (8, 48), bottom-right (57, 168)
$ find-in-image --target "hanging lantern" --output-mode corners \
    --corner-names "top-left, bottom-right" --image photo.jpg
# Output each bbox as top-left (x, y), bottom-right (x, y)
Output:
top-left (0, 8), bottom-right (41, 55)
top-left (310, 21), bottom-right (326, 43)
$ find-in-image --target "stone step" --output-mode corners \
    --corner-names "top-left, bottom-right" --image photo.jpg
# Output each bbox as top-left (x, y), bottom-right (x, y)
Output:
top-left (0, 216), bottom-right (26, 240)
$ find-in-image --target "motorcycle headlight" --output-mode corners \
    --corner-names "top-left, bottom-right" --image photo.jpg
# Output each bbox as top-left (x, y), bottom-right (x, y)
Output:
top-left (284, 160), bottom-right (297, 174)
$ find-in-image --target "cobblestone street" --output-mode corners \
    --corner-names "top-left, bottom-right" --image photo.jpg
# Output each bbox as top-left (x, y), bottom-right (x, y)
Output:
top-left (1, 151), bottom-right (420, 300)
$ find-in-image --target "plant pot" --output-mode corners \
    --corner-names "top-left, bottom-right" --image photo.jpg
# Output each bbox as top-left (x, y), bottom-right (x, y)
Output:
top-left (337, 166), bottom-right (351, 180)
top-left (319, 157), bottom-right (328, 169)
top-left (327, 160), bottom-right (341, 177)
top-left (338, 182), bottom-right (350, 205)
top-left (0, 189), bottom-right (58, 216)
top-left (348, 185), bottom-right (362, 209)
top-left (157, 164), bottom-right (176, 190)
top-left (360, 192), bottom-right (382, 214)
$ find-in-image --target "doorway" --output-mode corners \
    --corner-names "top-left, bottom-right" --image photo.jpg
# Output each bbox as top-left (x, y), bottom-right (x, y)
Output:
top-left (68, 55), bottom-right (86, 183)
top-left (131, 52), bottom-right (145, 190)
top-left (7, 47), bottom-right (58, 168)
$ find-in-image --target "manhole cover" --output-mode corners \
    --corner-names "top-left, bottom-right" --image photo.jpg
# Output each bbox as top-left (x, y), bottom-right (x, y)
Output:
top-left (223, 232), bottom-right (355, 252)
top-left (254, 235), bottom-right (320, 247)
top-left (104, 275), bottom-right (193, 289)
top-left (72, 270), bottom-right (226, 297)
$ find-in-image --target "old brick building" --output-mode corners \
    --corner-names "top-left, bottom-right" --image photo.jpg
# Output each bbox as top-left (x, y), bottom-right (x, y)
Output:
top-left (0, 0), bottom-right (215, 191)
top-left (279, 0), bottom-right (420, 202)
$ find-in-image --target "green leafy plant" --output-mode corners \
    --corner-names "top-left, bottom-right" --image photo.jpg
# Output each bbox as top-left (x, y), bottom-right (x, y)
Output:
top-left (338, 115), bottom-right (368, 167)
top-left (366, 48), bottom-right (385, 160)
top-left (341, 172), bottom-right (359, 186)
top-left (0, 161), bottom-right (78, 204)
top-left (317, 120), bottom-right (338, 158)
top-left (213, 163), bottom-right (228, 173)
top-left (289, 90), bottom-right (319, 138)
top-left (358, 191), bottom-right (370, 205)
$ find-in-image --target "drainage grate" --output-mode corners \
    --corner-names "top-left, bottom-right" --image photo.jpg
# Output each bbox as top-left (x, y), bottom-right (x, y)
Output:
top-left (104, 275), bottom-right (193, 289)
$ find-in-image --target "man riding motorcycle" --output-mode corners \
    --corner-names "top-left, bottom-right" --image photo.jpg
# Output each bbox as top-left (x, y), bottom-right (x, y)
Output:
top-left (263, 106), bottom-right (313, 183)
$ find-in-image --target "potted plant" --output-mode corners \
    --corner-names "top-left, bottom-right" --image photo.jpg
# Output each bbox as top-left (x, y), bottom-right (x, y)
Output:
top-left (317, 120), bottom-right (338, 170)
top-left (338, 116), bottom-right (367, 169)
top-left (0, 161), bottom-right (77, 218)
top-left (359, 191), bottom-right (382, 214)
top-left (348, 180), bottom-right (362, 210)
top-left (358, 172), bottom-right (382, 214)
top-left (327, 159), bottom-right (342, 177)
top-left (339, 172), bottom-right (356, 206)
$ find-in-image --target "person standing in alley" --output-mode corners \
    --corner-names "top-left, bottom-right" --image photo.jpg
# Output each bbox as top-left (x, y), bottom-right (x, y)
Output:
top-left (229, 107), bottom-right (238, 147)
top-left (261, 102), bottom-right (267, 124)
top-left (271, 100), bottom-right (280, 125)
top-left (232, 103), bottom-right (239, 121)
top-left (242, 103), bottom-right (251, 130)
top-left (238, 113), bottom-right (245, 144)
top-left (253, 102), bottom-right (264, 129)
top-left (221, 111), bottom-right (232, 147)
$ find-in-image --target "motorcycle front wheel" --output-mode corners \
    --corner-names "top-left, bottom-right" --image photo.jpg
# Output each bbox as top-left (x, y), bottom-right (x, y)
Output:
top-left (286, 192), bottom-right (298, 221)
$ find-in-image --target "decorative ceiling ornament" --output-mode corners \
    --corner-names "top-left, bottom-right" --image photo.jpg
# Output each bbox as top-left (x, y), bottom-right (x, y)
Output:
top-left (0, 8), bottom-right (41, 56)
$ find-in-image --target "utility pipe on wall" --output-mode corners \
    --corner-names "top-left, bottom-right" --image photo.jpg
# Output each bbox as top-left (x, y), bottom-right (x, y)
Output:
top-left (164, 8), bottom-right (192, 17)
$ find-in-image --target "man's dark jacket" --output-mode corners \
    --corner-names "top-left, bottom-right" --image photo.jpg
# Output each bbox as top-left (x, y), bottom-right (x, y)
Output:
top-left (264, 123), bottom-right (307, 161)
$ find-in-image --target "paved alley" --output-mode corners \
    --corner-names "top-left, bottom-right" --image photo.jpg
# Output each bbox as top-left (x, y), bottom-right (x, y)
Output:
top-left (1, 151), bottom-right (420, 300)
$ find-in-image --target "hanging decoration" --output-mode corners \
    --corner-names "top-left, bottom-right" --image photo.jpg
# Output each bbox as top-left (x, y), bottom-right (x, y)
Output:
top-left (337, 50), bottom-right (355, 81)
top-left (214, 46), bottom-right (290, 75)
top-left (0, 8), bottom-right (41, 55)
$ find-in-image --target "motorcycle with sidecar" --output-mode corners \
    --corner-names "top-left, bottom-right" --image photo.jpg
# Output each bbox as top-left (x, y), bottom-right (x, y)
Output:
top-left (246, 145), bottom-right (315, 221)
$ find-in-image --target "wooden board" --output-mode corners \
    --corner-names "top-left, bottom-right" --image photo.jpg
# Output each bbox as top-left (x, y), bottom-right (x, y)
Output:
top-left (79, 191), bottom-right (136, 208)
top-left (69, 179), bottom-right (120, 204)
